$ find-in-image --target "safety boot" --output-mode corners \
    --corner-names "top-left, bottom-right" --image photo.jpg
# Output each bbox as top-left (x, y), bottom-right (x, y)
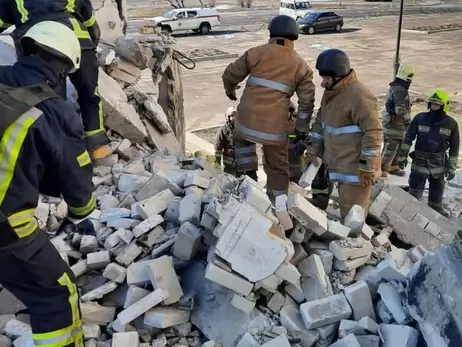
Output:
top-left (428, 202), bottom-right (450, 218)
top-left (388, 165), bottom-right (406, 177)
top-left (90, 145), bottom-right (113, 160)
top-left (408, 188), bottom-right (424, 201)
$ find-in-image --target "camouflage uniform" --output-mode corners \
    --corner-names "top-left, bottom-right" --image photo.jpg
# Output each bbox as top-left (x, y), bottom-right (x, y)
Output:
top-left (214, 121), bottom-right (237, 175)
top-left (381, 79), bottom-right (412, 175)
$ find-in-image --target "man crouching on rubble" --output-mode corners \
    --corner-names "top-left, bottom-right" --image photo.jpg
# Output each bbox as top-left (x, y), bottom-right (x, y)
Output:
top-left (0, 21), bottom-right (96, 346)
top-left (303, 49), bottom-right (383, 219)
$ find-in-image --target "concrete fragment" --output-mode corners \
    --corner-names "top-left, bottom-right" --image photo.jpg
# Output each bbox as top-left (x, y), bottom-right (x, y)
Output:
top-left (407, 245), bottom-right (427, 263)
top-left (280, 305), bottom-right (305, 332)
top-left (116, 289), bottom-right (167, 325)
top-left (257, 274), bottom-right (283, 293)
top-left (329, 333), bottom-right (361, 347)
top-left (205, 263), bottom-right (253, 296)
top-left (136, 171), bottom-right (182, 201)
top-left (80, 302), bottom-right (115, 325)
top-left (71, 259), bottom-right (89, 278)
top-left (290, 221), bottom-right (308, 243)
top-left (236, 333), bottom-right (259, 347)
top-left (86, 251), bottom-right (111, 269)
top-left (123, 285), bottom-right (151, 309)
top-left (300, 293), bottom-right (353, 329)
top-left (371, 233), bottom-right (390, 247)
top-left (290, 243), bottom-right (308, 266)
top-left (317, 322), bottom-right (339, 340)
top-left (173, 222), bottom-right (202, 260)
top-left (376, 257), bottom-right (409, 283)
top-left (344, 205), bottom-right (365, 237)
top-left (344, 281), bottom-right (376, 321)
top-left (285, 281), bottom-right (305, 304)
top-left (102, 263), bottom-right (127, 284)
top-left (243, 181), bottom-right (271, 213)
top-left (267, 291), bottom-right (285, 313)
top-left (80, 235), bottom-right (98, 254)
top-left (261, 334), bottom-right (291, 347)
top-left (354, 266), bottom-right (382, 299)
top-left (132, 214), bottom-right (163, 238)
top-left (369, 191), bottom-right (391, 218)
top-left (287, 193), bottom-right (327, 236)
top-left (117, 173), bottom-right (149, 193)
top-left (361, 224), bottom-right (374, 241)
top-left (183, 171), bottom-right (209, 189)
top-left (112, 331), bottom-right (139, 347)
top-left (144, 308), bottom-right (191, 328)
top-left (146, 255), bottom-right (183, 304)
top-left (178, 193), bottom-right (202, 224)
top-left (338, 320), bottom-right (359, 338)
top-left (375, 299), bottom-right (394, 324)
top-left (357, 317), bottom-right (379, 334)
top-left (325, 220), bottom-right (350, 240)
top-left (298, 157), bottom-right (321, 188)
top-left (379, 324), bottom-right (419, 347)
top-left (133, 189), bottom-right (175, 219)
top-left (275, 195), bottom-right (293, 230)
top-left (230, 294), bottom-right (256, 315)
top-left (356, 335), bottom-right (380, 347)
top-left (312, 249), bottom-right (334, 274)
top-left (81, 282), bottom-right (118, 302)
top-left (329, 239), bottom-right (373, 261)
top-left (377, 283), bottom-right (409, 324)
top-left (274, 262), bottom-right (300, 285)
top-left (83, 324), bottom-right (101, 339)
top-left (4, 320), bottom-right (30, 339)
top-left (115, 243), bottom-right (142, 266)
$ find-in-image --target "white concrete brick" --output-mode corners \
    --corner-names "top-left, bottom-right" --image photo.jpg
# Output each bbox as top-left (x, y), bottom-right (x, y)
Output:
top-left (135, 171), bottom-right (182, 201)
top-left (257, 274), bottom-right (283, 293)
top-left (379, 324), bottom-right (419, 347)
top-left (344, 205), bottom-right (365, 237)
top-left (230, 294), bottom-right (256, 315)
top-left (80, 235), bottom-right (98, 254)
top-left (298, 157), bottom-right (321, 188)
top-left (357, 317), bottom-right (379, 334)
top-left (369, 191), bottom-right (391, 218)
top-left (183, 170), bottom-right (210, 189)
top-left (132, 214), bottom-right (163, 238)
top-left (275, 195), bottom-right (293, 230)
top-left (376, 258), bottom-right (408, 283)
top-left (287, 193), bottom-right (328, 237)
top-left (172, 222), bottom-right (202, 260)
top-left (236, 333), bottom-right (260, 347)
top-left (290, 243), bottom-right (309, 266)
top-left (274, 262), bottom-right (300, 285)
top-left (115, 243), bottom-right (142, 266)
top-left (116, 228), bottom-right (134, 244)
top-left (116, 288), bottom-right (167, 325)
top-left (334, 255), bottom-right (370, 272)
top-left (312, 250), bottom-right (334, 274)
top-left (80, 302), bottom-right (115, 325)
top-left (298, 254), bottom-right (325, 278)
top-left (338, 320), bottom-right (359, 338)
top-left (329, 333), bottom-right (361, 347)
top-left (117, 174), bottom-right (149, 193)
top-left (103, 263), bottom-right (127, 283)
top-left (143, 308), bottom-right (191, 328)
top-left (71, 259), bottom-right (88, 278)
top-left (284, 281), bottom-right (305, 303)
top-left (132, 189), bottom-right (175, 220)
top-left (408, 245), bottom-right (427, 263)
top-left (325, 220), bottom-right (350, 240)
top-left (344, 281), bottom-right (376, 321)
top-left (290, 222), bottom-right (307, 243)
top-left (146, 255), bottom-right (183, 305)
top-left (300, 293), bottom-right (353, 329)
top-left (106, 218), bottom-right (141, 229)
top-left (123, 285), bottom-right (151, 309)
top-left (280, 305), bottom-right (305, 332)
top-left (126, 259), bottom-right (158, 285)
top-left (329, 239), bottom-right (373, 261)
top-left (138, 226), bottom-right (167, 248)
top-left (361, 224), bottom-right (374, 240)
top-left (179, 193), bottom-right (201, 224)
top-left (4, 319), bottom-right (30, 338)
top-left (354, 266), bottom-right (383, 299)
top-left (301, 274), bottom-right (333, 303)
top-left (377, 283), bottom-right (409, 324)
top-left (244, 182), bottom-right (272, 213)
top-left (112, 331), bottom-right (139, 347)
top-left (261, 334), bottom-right (291, 347)
top-left (81, 282), bottom-right (118, 302)
top-left (317, 322), bottom-right (339, 340)
top-left (371, 233), bottom-right (390, 247)
top-left (83, 324), bottom-right (101, 339)
top-left (267, 291), bottom-right (285, 313)
top-left (205, 263), bottom-right (253, 296)
top-left (356, 335), bottom-right (380, 347)
top-left (87, 251), bottom-right (111, 269)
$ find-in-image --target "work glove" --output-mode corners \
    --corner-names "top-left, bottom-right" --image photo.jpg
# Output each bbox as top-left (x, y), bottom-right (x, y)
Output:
top-left (446, 171), bottom-right (456, 181)
top-left (88, 22), bottom-right (101, 46)
top-left (294, 141), bottom-right (307, 157)
top-left (58, 218), bottom-right (96, 236)
top-left (225, 86), bottom-right (240, 101)
top-left (398, 159), bottom-right (408, 170)
top-left (359, 170), bottom-right (375, 187)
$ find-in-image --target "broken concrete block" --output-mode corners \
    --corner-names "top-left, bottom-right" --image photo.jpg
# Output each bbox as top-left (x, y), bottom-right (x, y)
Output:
top-left (298, 158), bottom-right (321, 188)
top-left (257, 274), bottom-right (283, 293)
top-left (329, 333), bottom-right (361, 347)
top-left (344, 281), bottom-right (376, 321)
top-left (261, 334), bottom-right (291, 347)
top-left (79, 235), bottom-right (98, 255)
top-left (0, 335), bottom-right (12, 347)
top-left (375, 299), bottom-right (394, 324)
top-left (87, 251), bottom-right (111, 270)
top-left (4, 319), bottom-right (30, 339)
top-left (183, 170), bottom-right (210, 189)
top-left (407, 245), bottom-right (427, 263)
top-left (80, 302), bottom-right (115, 325)
top-left (325, 219), bottom-right (350, 240)
top-left (83, 323), bottom-right (101, 339)
top-left (115, 243), bottom-right (142, 266)
top-left (329, 238), bottom-right (373, 261)
top-left (356, 335), bottom-right (380, 347)
top-left (132, 189), bottom-right (175, 220)
top-left (178, 193), bottom-right (201, 224)
top-left (123, 285), bottom-right (151, 309)
top-left (275, 195), bottom-right (293, 230)
top-left (112, 331), bottom-right (139, 347)
top-left (117, 173), bottom-right (149, 193)
top-left (144, 308), bottom-right (191, 328)
top-left (290, 243), bottom-right (308, 266)
top-left (285, 281), bottom-right (305, 304)
top-left (138, 226), bottom-right (167, 249)
top-left (267, 291), bottom-right (285, 313)
top-left (107, 218), bottom-right (141, 229)
top-left (312, 249), bottom-right (334, 274)
top-left (116, 288), bottom-right (167, 325)
top-left (71, 259), bottom-right (89, 278)
top-left (371, 233), bottom-right (390, 247)
top-left (230, 294), bottom-right (256, 315)
top-left (344, 205), bottom-right (365, 237)
top-left (280, 305), bottom-right (305, 332)
top-left (376, 257), bottom-right (409, 283)
top-left (102, 263), bottom-right (127, 284)
top-left (274, 262), bottom-right (300, 285)
top-left (298, 254), bottom-right (325, 278)
top-left (334, 254), bottom-right (369, 272)
top-left (377, 283), bottom-right (409, 324)
top-left (132, 214), bottom-right (163, 238)
top-left (379, 324), bottom-right (419, 347)
top-left (357, 317), bottom-right (379, 334)
top-left (172, 222), bottom-right (202, 260)
top-left (236, 333), bottom-right (260, 347)
top-left (369, 191), bottom-right (391, 219)
top-left (146, 255), bottom-right (183, 304)
top-left (300, 293), bottom-right (353, 329)
top-left (243, 181), bottom-right (271, 213)
top-left (80, 281), bottom-right (118, 302)
top-left (317, 322), bottom-right (339, 340)
top-left (361, 224), bottom-right (374, 241)
top-left (205, 263), bottom-right (253, 296)
top-left (338, 320), bottom-right (359, 338)
top-left (301, 274), bottom-right (333, 303)
top-left (287, 193), bottom-right (327, 237)
top-left (135, 171), bottom-right (182, 201)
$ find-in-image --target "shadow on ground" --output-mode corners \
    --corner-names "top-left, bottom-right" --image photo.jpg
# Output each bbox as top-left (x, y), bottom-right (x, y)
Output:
top-left (300, 27), bottom-right (362, 35)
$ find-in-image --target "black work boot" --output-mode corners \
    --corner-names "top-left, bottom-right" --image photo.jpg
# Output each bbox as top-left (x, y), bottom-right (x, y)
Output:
top-left (428, 202), bottom-right (450, 217)
top-left (408, 188), bottom-right (424, 201)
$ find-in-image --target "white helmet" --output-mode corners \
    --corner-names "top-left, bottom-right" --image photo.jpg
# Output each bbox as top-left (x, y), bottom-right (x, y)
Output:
top-left (22, 21), bottom-right (81, 72)
top-left (225, 106), bottom-right (236, 118)
top-left (396, 64), bottom-right (415, 83)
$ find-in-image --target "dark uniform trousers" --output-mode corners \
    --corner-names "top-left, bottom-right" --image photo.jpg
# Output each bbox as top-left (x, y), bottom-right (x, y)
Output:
top-left (382, 136), bottom-right (403, 170)
top-left (311, 163), bottom-right (333, 210)
top-left (0, 231), bottom-right (83, 347)
top-left (408, 172), bottom-right (445, 208)
top-left (288, 136), bottom-right (302, 183)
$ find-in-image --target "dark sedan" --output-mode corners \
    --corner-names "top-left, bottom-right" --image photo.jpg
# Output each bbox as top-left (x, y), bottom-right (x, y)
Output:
top-left (297, 11), bottom-right (344, 34)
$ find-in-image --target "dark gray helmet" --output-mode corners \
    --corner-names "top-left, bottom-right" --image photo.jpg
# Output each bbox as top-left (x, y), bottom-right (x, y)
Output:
top-left (268, 15), bottom-right (299, 41)
top-left (316, 48), bottom-right (351, 77)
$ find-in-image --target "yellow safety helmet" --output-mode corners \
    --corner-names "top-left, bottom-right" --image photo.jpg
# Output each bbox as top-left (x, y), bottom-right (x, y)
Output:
top-left (21, 21), bottom-right (81, 73)
top-left (396, 64), bottom-right (415, 83)
top-left (427, 88), bottom-right (450, 112)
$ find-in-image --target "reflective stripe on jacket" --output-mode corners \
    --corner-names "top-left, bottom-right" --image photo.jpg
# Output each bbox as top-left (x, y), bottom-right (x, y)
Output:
top-left (382, 80), bottom-right (411, 140)
top-left (222, 38), bottom-right (315, 145)
top-left (214, 122), bottom-right (235, 168)
top-left (307, 70), bottom-right (382, 184)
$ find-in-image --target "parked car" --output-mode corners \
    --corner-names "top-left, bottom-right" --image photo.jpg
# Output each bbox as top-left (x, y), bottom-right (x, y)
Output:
top-left (279, 0), bottom-right (313, 20)
top-left (151, 8), bottom-right (220, 35)
top-left (297, 11), bottom-right (343, 34)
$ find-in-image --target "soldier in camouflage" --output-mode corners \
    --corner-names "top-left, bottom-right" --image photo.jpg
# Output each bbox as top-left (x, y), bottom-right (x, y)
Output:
top-left (214, 106), bottom-right (238, 175)
top-left (381, 64), bottom-right (415, 177)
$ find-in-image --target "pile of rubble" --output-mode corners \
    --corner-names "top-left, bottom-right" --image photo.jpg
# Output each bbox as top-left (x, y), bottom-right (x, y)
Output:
top-left (1, 143), bottom-right (460, 347)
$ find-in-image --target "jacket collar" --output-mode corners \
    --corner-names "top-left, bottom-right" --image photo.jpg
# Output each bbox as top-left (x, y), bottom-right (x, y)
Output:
top-left (268, 37), bottom-right (294, 50)
top-left (15, 56), bottom-right (60, 86)
top-left (390, 78), bottom-right (410, 89)
top-left (322, 69), bottom-right (357, 103)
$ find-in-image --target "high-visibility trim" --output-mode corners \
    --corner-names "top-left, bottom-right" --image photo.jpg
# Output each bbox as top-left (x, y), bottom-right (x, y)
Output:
top-left (235, 145), bottom-right (256, 155)
top-left (65, 0), bottom-right (76, 13)
top-left (411, 163), bottom-right (446, 175)
top-left (361, 149), bottom-right (378, 157)
top-left (7, 208), bottom-right (35, 227)
top-left (84, 87), bottom-right (105, 136)
top-left (223, 157), bottom-right (234, 165)
top-left (83, 15), bottom-right (96, 27)
top-left (0, 19), bottom-right (11, 28)
top-left (236, 156), bottom-right (257, 165)
top-left (14, 219), bottom-right (38, 238)
top-left (418, 125), bottom-right (430, 133)
top-left (0, 108), bottom-right (42, 206)
top-left (33, 324), bottom-right (83, 346)
top-left (383, 127), bottom-right (406, 137)
top-left (76, 151), bottom-right (91, 167)
top-left (323, 123), bottom-right (361, 135)
top-left (68, 194), bottom-right (96, 217)
top-left (288, 134), bottom-right (297, 139)
top-left (311, 188), bottom-right (330, 195)
top-left (15, 0), bottom-right (29, 23)
top-left (298, 112), bottom-right (309, 120)
top-left (329, 172), bottom-right (360, 183)
top-left (69, 18), bottom-right (91, 39)
top-left (440, 127), bottom-right (451, 136)
top-left (235, 122), bottom-right (287, 142)
top-left (311, 132), bottom-right (324, 140)
top-left (246, 76), bottom-right (293, 94)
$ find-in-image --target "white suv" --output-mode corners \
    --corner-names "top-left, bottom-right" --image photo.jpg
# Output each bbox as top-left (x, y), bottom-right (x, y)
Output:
top-left (152, 8), bottom-right (221, 35)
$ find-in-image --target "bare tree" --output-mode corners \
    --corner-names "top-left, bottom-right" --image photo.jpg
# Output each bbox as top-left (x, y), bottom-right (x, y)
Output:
top-left (208, 0), bottom-right (217, 7)
top-left (167, 0), bottom-right (186, 8)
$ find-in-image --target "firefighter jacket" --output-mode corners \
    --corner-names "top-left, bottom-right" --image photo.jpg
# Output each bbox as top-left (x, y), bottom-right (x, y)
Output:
top-left (0, 0), bottom-right (98, 50)
top-left (399, 110), bottom-right (460, 178)
top-left (214, 121), bottom-right (235, 169)
top-left (222, 38), bottom-right (315, 145)
top-left (306, 70), bottom-right (383, 184)
top-left (382, 79), bottom-right (411, 140)
top-left (0, 56), bottom-right (96, 247)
